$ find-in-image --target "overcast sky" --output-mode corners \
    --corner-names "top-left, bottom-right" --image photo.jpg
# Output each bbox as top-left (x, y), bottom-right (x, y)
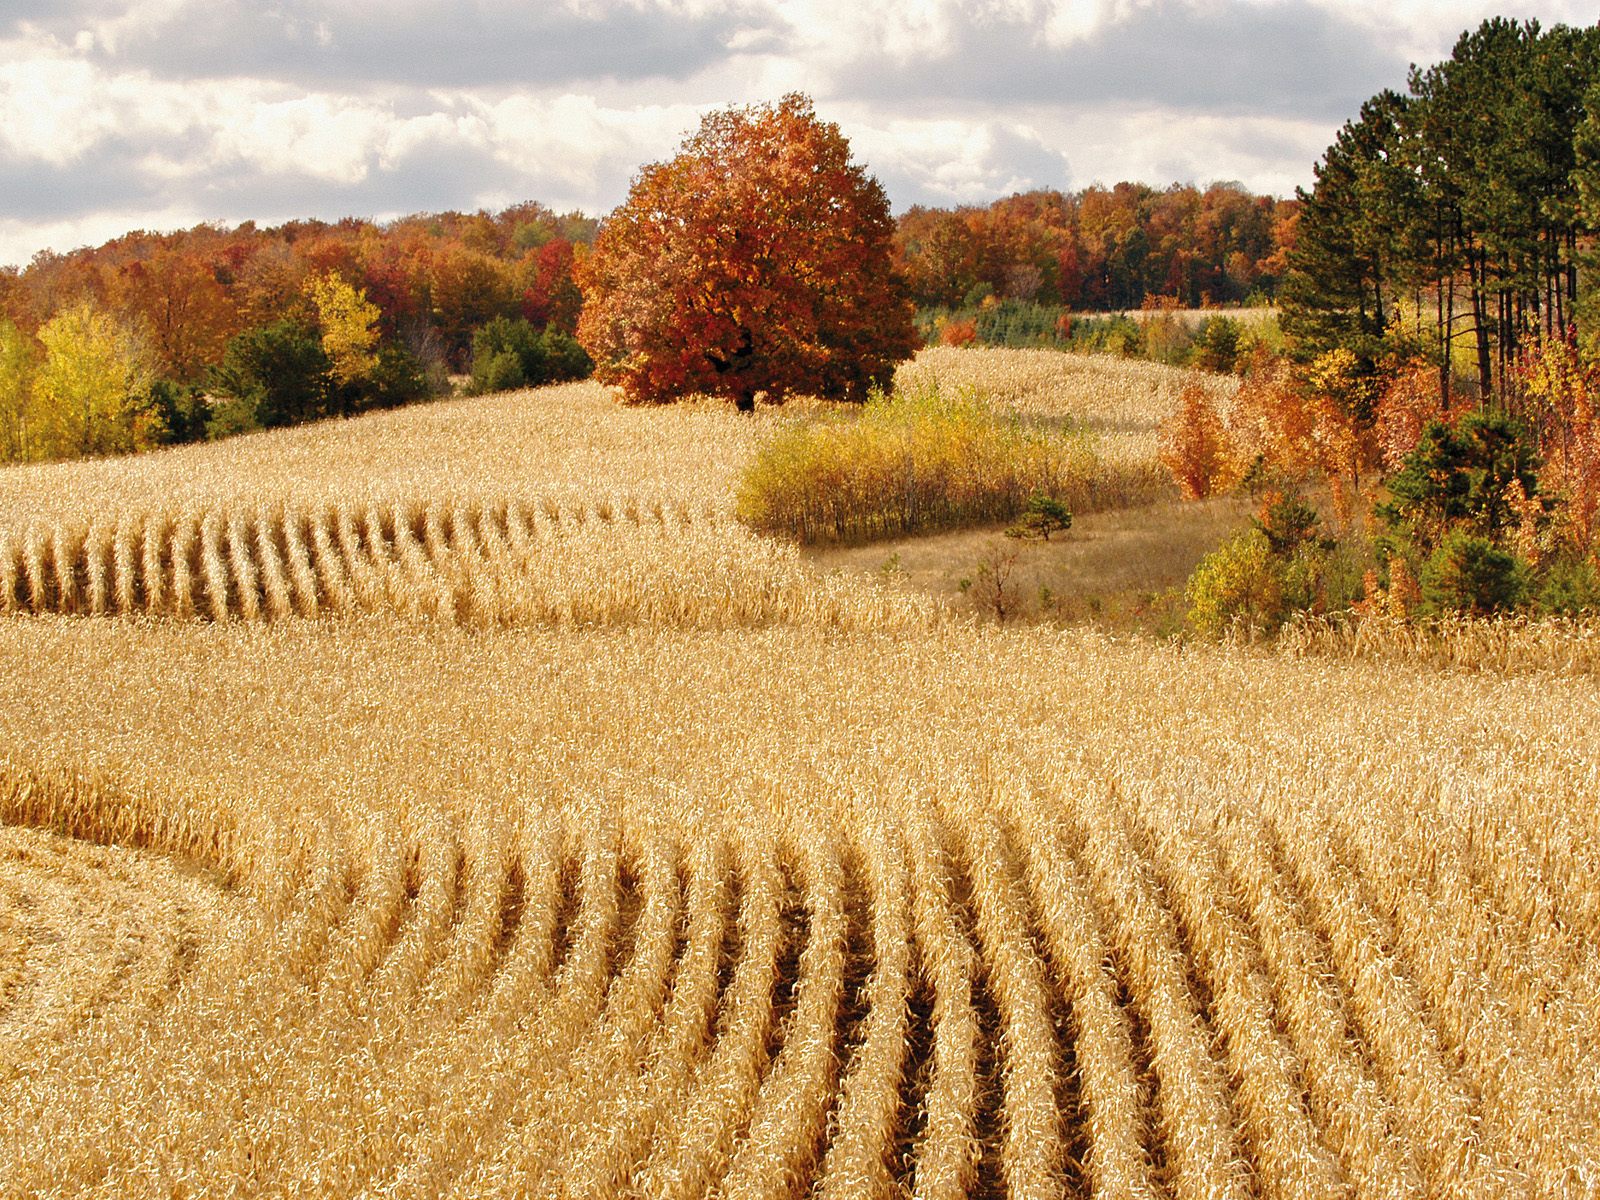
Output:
top-left (1, 0), bottom-right (1594, 268)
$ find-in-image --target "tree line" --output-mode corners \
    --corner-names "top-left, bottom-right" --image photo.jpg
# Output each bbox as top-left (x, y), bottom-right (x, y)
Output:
top-left (0, 157), bottom-right (1302, 463)
top-left (1283, 17), bottom-right (1600, 406)
top-left (895, 181), bottom-right (1297, 313)
top-left (1167, 17), bottom-right (1600, 628)
top-left (0, 204), bottom-right (598, 460)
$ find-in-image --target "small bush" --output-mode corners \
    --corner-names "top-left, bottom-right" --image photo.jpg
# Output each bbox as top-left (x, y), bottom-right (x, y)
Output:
top-left (361, 343), bottom-right (437, 410)
top-left (1537, 555), bottom-right (1600, 615)
top-left (148, 380), bottom-right (210, 445)
top-left (1421, 530), bottom-right (1530, 616)
top-left (468, 317), bottom-right (593, 395)
top-left (1253, 490), bottom-right (1324, 557)
top-left (1186, 529), bottom-right (1285, 637)
top-left (736, 379), bottom-right (1098, 543)
top-left (1005, 494), bottom-right (1073, 541)
top-left (1190, 316), bottom-right (1242, 374)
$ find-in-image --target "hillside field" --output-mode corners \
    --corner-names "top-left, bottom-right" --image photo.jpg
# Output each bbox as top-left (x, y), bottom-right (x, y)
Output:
top-left (1, 348), bottom-right (1597, 1199)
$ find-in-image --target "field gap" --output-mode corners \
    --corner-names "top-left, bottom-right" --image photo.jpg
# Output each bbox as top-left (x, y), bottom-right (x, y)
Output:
top-left (761, 857), bottom-right (806, 1067)
top-left (545, 854), bottom-right (583, 977)
top-left (607, 851), bottom-right (647, 992)
top-left (944, 847), bottom-right (1007, 1200)
top-left (815, 849), bottom-right (876, 1168)
top-left (705, 847), bottom-right (745, 1044)
top-left (651, 850), bottom-right (692, 1029)
top-left (893, 936), bottom-right (938, 1192)
top-left (489, 856), bottom-right (526, 972)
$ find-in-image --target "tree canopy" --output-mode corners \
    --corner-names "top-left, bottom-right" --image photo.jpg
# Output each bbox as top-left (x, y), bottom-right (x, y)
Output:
top-left (577, 93), bottom-right (918, 410)
top-left (1283, 19), bottom-right (1600, 404)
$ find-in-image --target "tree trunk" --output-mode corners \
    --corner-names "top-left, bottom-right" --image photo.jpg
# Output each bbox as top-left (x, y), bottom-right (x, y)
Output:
top-left (1470, 250), bottom-right (1493, 403)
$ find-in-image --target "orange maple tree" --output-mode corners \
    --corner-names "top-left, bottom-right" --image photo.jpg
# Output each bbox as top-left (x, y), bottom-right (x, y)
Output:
top-left (577, 93), bottom-right (917, 410)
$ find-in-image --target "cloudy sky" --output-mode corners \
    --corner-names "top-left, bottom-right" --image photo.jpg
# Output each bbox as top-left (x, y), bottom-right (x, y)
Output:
top-left (0, 0), bottom-right (1593, 267)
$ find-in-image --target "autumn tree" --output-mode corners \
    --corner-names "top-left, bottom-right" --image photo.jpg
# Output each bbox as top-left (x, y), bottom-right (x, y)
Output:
top-left (108, 247), bottom-right (239, 383)
top-left (518, 238), bottom-right (584, 334)
top-left (31, 299), bottom-right (160, 458)
top-left (0, 320), bottom-right (36, 461)
top-left (577, 93), bottom-right (918, 410)
top-left (1160, 384), bottom-right (1232, 499)
top-left (428, 245), bottom-right (518, 369)
top-left (304, 272), bottom-right (380, 386)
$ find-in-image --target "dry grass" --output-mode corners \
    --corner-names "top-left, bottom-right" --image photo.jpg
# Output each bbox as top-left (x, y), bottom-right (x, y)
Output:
top-left (808, 493), bottom-right (1256, 627)
top-left (899, 345), bottom-right (1231, 484)
top-left (1281, 611), bottom-right (1600, 675)
top-left (1, 349), bottom-right (1598, 1198)
top-left (0, 381), bottom-right (761, 527)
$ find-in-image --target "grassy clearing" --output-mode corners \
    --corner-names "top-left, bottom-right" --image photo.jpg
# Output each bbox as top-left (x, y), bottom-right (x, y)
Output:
top-left (807, 492), bottom-right (1256, 630)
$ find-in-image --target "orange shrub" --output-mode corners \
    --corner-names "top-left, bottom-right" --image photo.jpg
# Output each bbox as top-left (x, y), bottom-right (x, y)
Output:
top-left (1160, 383), bottom-right (1232, 499)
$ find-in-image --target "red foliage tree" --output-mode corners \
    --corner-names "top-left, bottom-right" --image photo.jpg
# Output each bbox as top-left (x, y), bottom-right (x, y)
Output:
top-left (577, 93), bottom-right (917, 410)
top-left (1160, 383), bottom-right (1233, 499)
top-left (519, 238), bottom-right (582, 334)
top-left (109, 247), bottom-right (240, 383)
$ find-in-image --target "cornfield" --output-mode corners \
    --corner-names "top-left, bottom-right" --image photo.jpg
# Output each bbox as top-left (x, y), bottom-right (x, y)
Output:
top-left (2, 350), bottom-right (1597, 1198)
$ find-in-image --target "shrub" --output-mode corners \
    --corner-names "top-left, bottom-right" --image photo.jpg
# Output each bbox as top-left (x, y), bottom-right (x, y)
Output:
top-left (940, 317), bottom-right (978, 347)
top-left (1537, 555), bottom-right (1600, 615)
top-left (1139, 301), bottom-right (1195, 366)
top-left (361, 343), bottom-right (437, 410)
top-left (736, 379), bottom-right (1098, 543)
top-left (1064, 314), bottom-right (1143, 357)
top-left (974, 301), bottom-right (1070, 348)
top-left (148, 380), bottom-right (210, 445)
top-left (1253, 490), bottom-right (1325, 557)
top-left (541, 330), bottom-right (593, 383)
top-left (469, 317), bottom-right (592, 395)
top-left (1187, 497), bottom-right (1351, 636)
top-left (1005, 494), bottom-right (1073, 541)
top-left (1190, 316), bottom-right (1242, 373)
top-left (1421, 529), bottom-right (1530, 616)
top-left (1186, 529), bottom-right (1286, 636)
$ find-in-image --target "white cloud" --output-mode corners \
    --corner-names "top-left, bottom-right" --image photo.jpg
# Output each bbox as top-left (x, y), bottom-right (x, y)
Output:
top-left (211, 95), bottom-right (393, 185)
top-left (0, 43), bottom-right (112, 164)
top-left (0, 0), bottom-right (1594, 266)
top-left (847, 117), bottom-right (1072, 204)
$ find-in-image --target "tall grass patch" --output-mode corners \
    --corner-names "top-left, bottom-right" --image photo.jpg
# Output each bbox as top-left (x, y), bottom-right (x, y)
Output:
top-left (736, 380), bottom-right (1103, 543)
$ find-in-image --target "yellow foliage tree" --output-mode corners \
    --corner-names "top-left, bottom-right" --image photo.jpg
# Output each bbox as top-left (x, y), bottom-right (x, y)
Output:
top-left (31, 300), bottom-right (159, 459)
top-left (304, 272), bottom-right (379, 386)
top-left (0, 320), bottom-right (36, 462)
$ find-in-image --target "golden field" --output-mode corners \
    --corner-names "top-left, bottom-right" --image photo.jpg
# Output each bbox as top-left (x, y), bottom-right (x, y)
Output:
top-left (1, 348), bottom-right (1597, 1198)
